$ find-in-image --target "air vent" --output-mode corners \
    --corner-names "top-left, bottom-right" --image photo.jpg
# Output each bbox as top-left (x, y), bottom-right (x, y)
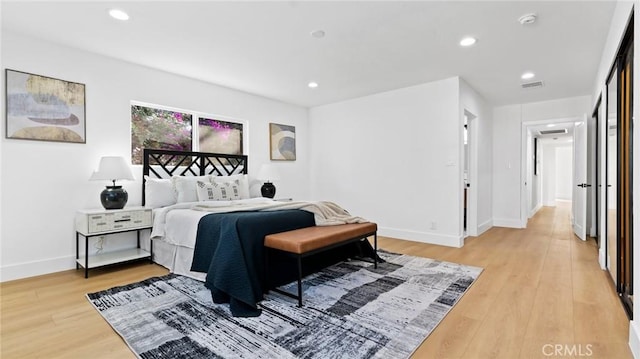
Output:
top-left (522, 81), bottom-right (544, 89)
top-left (539, 129), bottom-right (567, 135)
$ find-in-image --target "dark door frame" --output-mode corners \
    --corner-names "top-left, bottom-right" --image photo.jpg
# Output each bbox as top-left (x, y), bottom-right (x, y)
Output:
top-left (606, 12), bottom-right (634, 319)
top-left (592, 95), bottom-right (602, 246)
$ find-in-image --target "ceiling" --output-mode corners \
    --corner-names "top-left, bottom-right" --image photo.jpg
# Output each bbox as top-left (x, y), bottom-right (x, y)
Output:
top-left (1, 1), bottom-right (617, 108)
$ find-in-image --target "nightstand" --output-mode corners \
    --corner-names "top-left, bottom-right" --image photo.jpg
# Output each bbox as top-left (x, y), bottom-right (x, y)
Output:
top-left (75, 207), bottom-right (153, 278)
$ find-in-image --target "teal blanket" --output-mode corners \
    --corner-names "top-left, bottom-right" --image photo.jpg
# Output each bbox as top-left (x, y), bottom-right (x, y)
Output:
top-left (191, 210), bottom-right (315, 317)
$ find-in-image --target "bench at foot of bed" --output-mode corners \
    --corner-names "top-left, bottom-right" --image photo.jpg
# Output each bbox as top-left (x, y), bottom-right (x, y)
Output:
top-left (264, 222), bottom-right (378, 307)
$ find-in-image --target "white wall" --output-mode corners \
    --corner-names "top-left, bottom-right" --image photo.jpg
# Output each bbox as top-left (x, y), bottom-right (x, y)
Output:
top-left (592, 1), bottom-right (634, 102)
top-left (0, 31), bottom-right (311, 281)
top-left (309, 77), bottom-right (466, 247)
top-left (492, 105), bottom-right (522, 227)
top-left (0, 2), bottom-right (4, 276)
top-left (541, 143), bottom-right (557, 206)
top-left (540, 141), bottom-right (574, 205)
top-left (492, 96), bottom-right (591, 228)
top-left (555, 145), bottom-right (573, 200)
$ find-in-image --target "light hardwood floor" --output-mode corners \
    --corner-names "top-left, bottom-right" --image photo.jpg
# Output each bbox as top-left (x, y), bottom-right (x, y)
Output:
top-left (0, 203), bottom-right (632, 358)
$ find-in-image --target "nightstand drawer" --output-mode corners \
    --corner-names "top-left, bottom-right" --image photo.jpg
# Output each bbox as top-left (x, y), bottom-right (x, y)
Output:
top-left (88, 214), bottom-right (110, 232)
top-left (77, 208), bottom-right (152, 235)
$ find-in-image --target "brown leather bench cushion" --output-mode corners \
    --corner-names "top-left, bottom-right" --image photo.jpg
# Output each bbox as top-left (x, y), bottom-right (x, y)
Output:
top-left (264, 222), bottom-right (377, 254)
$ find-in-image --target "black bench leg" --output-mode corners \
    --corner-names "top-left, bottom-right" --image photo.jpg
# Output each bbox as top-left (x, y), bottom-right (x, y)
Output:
top-left (297, 256), bottom-right (303, 307)
top-left (265, 248), bottom-right (270, 294)
top-left (374, 232), bottom-right (378, 269)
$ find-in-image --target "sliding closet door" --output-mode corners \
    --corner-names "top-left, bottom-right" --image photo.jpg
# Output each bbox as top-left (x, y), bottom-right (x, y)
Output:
top-left (606, 16), bottom-right (634, 317)
top-left (618, 44), bottom-right (633, 309)
top-left (607, 70), bottom-right (618, 286)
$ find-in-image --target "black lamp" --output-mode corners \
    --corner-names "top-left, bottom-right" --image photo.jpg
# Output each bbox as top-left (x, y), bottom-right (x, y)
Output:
top-left (258, 164), bottom-right (280, 198)
top-left (90, 156), bottom-right (135, 210)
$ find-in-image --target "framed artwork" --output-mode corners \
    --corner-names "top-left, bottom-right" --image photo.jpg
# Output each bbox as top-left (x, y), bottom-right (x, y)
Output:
top-left (270, 123), bottom-right (296, 161)
top-left (5, 69), bottom-right (86, 143)
top-left (199, 117), bottom-right (243, 155)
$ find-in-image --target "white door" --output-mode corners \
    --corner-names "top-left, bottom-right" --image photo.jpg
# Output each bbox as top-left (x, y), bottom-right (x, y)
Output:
top-left (572, 115), bottom-right (588, 240)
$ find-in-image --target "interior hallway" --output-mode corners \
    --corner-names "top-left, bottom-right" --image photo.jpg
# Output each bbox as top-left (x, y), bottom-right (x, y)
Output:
top-left (0, 203), bottom-right (632, 358)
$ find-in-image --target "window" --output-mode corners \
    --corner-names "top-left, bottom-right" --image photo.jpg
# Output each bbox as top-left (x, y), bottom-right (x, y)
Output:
top-left (198, 117), bottom-right (243, 155)
top-left (130, 103), bottom-right (244, 165)
top-left (131, 105), bottom-right (193, 165)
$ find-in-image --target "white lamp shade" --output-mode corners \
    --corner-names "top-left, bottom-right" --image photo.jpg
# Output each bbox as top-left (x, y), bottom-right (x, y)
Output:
top-left (90, 156), bottom-right (135, 181)
top-left (257, 164), bottom-right (281, 182)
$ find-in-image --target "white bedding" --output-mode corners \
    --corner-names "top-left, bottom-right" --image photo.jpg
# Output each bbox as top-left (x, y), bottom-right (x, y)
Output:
top-left (152, 197), bottom-right (368, 248)
top-left (150, 197), bottom-right (369, 279)
top-left (151, 197), bottom-right (276, 248)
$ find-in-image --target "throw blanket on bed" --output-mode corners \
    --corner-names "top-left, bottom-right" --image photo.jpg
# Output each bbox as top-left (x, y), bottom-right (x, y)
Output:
top-left (192, 200), bottom-right (368, 226)
top-left (190, 209), bottom-right (376, 317)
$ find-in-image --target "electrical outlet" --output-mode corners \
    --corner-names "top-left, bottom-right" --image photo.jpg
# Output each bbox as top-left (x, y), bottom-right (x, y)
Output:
top-left (430, 221), bottom-right (437, 230)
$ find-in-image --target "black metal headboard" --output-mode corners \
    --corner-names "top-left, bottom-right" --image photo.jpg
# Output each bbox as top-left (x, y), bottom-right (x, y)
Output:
top-left (142, 148), bottom-right (248, 206)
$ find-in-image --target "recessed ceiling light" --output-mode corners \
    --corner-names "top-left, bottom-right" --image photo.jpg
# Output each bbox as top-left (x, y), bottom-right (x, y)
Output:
top-left (546, 124), bottom-right (556, 127)
top-left (109, 9), bottom-right (129, 21)
top-left (311, 30), bottom-right (325, 39)
top-left (521, 72), bottom-right (535, 80)
top-left (308, 82), bottom-right (318, 88)
top-left (459, 37), bottom-right (477, 47)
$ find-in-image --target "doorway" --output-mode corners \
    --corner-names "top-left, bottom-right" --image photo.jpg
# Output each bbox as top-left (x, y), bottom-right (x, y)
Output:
top-left (522, 120), bottom-right (580, 227)
top-left (463, 110), bottom-right (477, 237)
top-left (592, 97), bottom-right (602, 248)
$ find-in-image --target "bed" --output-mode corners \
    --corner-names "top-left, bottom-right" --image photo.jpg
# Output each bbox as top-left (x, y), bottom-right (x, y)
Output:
top-left (143, 148), bottom-right (376, 316)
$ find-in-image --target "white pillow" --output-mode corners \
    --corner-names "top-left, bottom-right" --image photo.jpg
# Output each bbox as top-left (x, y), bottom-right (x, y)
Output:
top-left (144, 176), bottom-right (176, 208)
top-left (212, 174), bottom-right (250, 199)
top-left (172, 175), bottom-right (212, 203)
top-left (196, 180), bottom-right (241, 201)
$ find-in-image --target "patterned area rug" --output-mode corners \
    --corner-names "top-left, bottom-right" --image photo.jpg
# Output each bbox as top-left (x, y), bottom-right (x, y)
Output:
top-left (87, 251), bottom-right (482, 358)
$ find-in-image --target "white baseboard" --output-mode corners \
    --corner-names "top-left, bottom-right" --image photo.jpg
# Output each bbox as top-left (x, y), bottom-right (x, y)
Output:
top-left (629, 321), bottom-right (640, 358)
top-left (543, 200), bottom-right (556, 207)
top-left (529, 203), bottom-right (543, 218)
top-left (379, 227), bottom-right (464, 248)
top-left (1, 255), bottom-right (76, 282)
top-left (599, 248), bottom-right (607, 270)
top-left (477, 219), bottom-right (493, 236)
top-left (492, 218), bottom-right (524, 229)
top-left (573, 223), bottom-right (586, 241)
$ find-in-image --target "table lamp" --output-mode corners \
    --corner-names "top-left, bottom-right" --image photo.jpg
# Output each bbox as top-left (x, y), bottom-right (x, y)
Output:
top-left (90, 156), bottom-right (135, 209)
top-left (258, 164), bottom-right (280, 198)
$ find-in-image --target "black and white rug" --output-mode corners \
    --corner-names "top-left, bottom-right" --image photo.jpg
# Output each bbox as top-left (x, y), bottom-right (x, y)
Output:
top-left (87, 251), bottom-right (482, 358)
